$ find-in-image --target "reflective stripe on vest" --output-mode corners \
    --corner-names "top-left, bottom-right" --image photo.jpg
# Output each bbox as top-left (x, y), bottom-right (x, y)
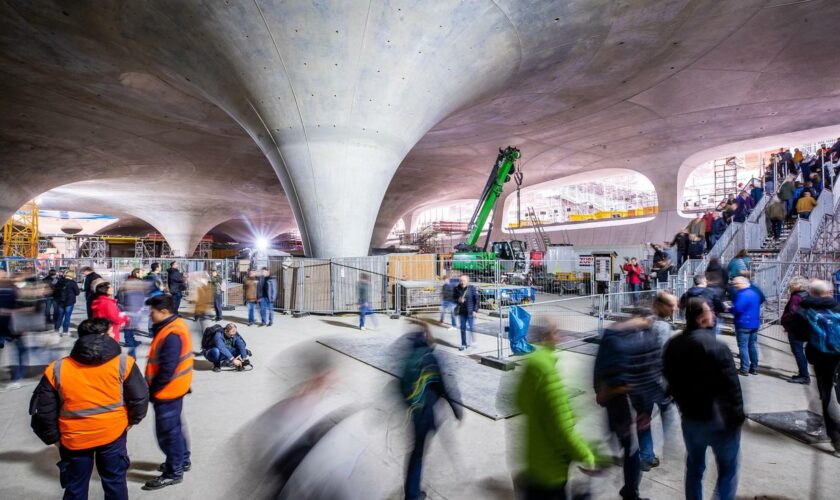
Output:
top-left (54, 353), bottom-right (127, 418)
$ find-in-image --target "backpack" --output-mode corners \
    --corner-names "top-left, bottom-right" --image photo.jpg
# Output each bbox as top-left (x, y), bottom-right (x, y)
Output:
top-left (804, 308), bottom-right (840, 354)
top-left (52, 278), bottom-right (67, 302)
top-left (201, 324), bottom-right (224, 350)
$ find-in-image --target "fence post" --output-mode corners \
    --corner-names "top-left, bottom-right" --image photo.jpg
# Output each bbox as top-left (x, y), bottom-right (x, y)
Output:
top-left (598, 294), bottom-right (605, 332)
top-left (495, 261), bottom-right (503, 361)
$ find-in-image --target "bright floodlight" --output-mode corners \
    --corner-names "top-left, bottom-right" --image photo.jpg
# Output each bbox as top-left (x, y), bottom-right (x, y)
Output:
top-left (255, 237), bottom-right (269, 250)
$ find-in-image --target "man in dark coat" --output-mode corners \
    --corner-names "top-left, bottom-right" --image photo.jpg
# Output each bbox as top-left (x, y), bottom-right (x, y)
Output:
top-left (453, 274), bottom-right (479, 350)
top-left (81, 267), bottom-right (103, 319)
top-left (166, 262), bottom-right (185, 315)
top-left (663, 298), bottom-right (744, 500)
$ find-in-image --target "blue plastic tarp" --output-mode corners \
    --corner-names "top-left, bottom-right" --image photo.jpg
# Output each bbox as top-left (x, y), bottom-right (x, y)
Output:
top-left (508, 305), bottom-right (535, 355)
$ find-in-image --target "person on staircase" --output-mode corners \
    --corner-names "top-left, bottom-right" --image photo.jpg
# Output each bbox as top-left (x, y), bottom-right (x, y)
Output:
top-left (702, 210), bottom-right (715, 251)
top-left (795, 190), bottom-right (817, 220)
top-left (778, 176), bottom-right (796, 218)
top-left (767, 194), bottom-right (787, 241)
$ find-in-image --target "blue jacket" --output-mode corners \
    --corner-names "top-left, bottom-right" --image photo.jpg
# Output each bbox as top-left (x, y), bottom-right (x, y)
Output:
top-left (732, 286), bottom-right (762, 329)
top-left (257, 276), bottom-right (277, 301)
top-left (210, 331), bottom-right (245, 360)
top-left (453, 284), bottom-right (479, 315)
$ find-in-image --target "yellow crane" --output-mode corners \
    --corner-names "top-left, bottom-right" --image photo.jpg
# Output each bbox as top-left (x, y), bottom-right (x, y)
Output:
top-left (3, 201), bottom-right (39, 258)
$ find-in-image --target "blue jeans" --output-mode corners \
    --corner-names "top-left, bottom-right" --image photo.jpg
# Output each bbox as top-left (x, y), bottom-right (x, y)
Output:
top-left (44, 297), bottom-right (54, 322)
top-left (439, 300), bottom-right (456, 327)
top-left (735, 328), bottom-right (758, 372)
top-left (459, 313), bottom-right (474, 347)
top-left (58, 432), bottom-right (129, 500)
top-left (258, 297), bottom-right (273, 324)
top-left (154, 398), bottom-right (190, 478)
top-left (359, 303), bottom-right (373, 328)
top-left (204, 337), bottom-right (248, 368)
top-left (213, 293), bottom-right (223, 320)
top-left (605, 395), bottom-right (642, 500)
top-left (4, 336), bottom-right (26, 382)
top-left (784, 199), bottom-right (793, 216)
top-left (123, 329), bottom-right (138, 359)
top-left (247, 301), bottom-right (256, 324)
top-left (54, 304), bottom-right (74, 334)
top-left (787, 331), bottom-right (809, 379)
top-left (681, 419), bottom-right (740, 500)
top-left (639, 400), bottom-right (675, 464)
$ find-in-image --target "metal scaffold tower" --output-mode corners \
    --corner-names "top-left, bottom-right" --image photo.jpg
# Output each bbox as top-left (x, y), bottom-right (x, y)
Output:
top-left (2, 202), bottom-right (39, 258)
top-left (714, 156), bottom-right (739, 204)
top-left (193, 240), bottom-right (212, 259)
top-left (160, 241), bottom-right (173, 258)
top-left (77, 236), bottom-right (108, 259)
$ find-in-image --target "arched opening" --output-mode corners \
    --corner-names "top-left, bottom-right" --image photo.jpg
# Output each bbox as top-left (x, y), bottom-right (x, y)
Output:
top-left (503, 170), bottom-right (658, 229)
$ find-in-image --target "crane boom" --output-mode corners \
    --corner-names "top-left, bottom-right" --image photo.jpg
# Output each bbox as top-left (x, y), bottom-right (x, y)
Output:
top-left (457, 147), bottom-right (521, 251)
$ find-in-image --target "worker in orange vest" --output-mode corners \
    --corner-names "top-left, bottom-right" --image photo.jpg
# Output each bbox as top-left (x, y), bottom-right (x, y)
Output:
top-left (142, 294), bottom-right (194, 491)
top-left (29, 318), bottom-right (149, 500)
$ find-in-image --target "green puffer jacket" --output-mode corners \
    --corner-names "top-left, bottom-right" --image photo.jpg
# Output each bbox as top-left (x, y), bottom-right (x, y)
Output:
top-left (516, 346), bottom-right (595, 487)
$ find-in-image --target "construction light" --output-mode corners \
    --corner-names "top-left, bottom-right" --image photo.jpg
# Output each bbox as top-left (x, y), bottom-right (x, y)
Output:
top-left (256, 237), bottom-right (269, 251)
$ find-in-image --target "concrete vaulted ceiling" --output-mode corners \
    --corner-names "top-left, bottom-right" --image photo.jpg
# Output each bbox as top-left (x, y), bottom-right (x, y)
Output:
top-left (2, 0), bottom-right (840, 257)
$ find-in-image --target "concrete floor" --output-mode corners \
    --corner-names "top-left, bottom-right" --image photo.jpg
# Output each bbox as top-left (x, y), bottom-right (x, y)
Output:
top-left (1, 305), bottom-right (839, 499)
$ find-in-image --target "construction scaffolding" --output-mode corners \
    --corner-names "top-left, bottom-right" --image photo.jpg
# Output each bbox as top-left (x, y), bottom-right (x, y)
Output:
top-left (2, 202), bottom-right (39, 258)
top-left (193, 240), bottom-right (212, 259)
top-left (77, 236), bottom-right (108, 259)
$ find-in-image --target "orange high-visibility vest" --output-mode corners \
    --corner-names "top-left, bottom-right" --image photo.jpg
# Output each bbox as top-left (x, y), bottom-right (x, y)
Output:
top-left (145, 317), bottom-right (193, 401)
top-left (45, 353), bottom-right (132, 450)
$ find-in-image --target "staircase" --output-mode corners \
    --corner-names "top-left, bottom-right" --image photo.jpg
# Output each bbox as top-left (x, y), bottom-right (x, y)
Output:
top-left (525, 206), bottom-right (551, 251)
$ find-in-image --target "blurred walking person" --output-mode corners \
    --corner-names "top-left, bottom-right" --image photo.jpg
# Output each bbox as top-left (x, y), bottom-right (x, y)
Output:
top-left (210, 269), bottom-right (224, 322)
top-left (593, 314), bottom-right (662, 499)
top-left (401, 327), bottom-right (462, 500)
top-left (143, 295), bottom-right (194, 490)
top-left (53, 270), bottom-right (80, 337)
top-left (145, 263), bottom-right (165, 297)
top-left (29, 318), bottom-right (149, 500)
top-left (517, 318), bottom-right (597, 499)
top-left (257, 267), bottom-right (277, 327)
top-left (244, 270), bottom-right (258, 326)
top-left (166, 262), bottom-right (185, 315)
top-left (780, 277), bottom-right (810, 384)
top-left (43, 269), bottom-right (59, 324)
top-left (454, 274), bottom-right (479, 351)
top-left (0, 270), bottom-right (24, 391)
top-left (358, 272), bottom-right (376, 330)
top-left (81, 267), bottom-right (103, 319)
top-left (118, 269), bottom-right (146, 358)
top-left (663, 298), bottom-right (744, 500)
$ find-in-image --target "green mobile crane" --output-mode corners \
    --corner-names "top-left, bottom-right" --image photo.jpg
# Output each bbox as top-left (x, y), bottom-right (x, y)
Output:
top-left (453, 147), bottom-right (527, 273)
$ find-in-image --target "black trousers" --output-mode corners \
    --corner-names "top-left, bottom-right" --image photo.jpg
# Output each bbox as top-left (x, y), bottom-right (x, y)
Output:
top-left (605, 395), bottom-right (646, 500)
top-left (812, 356), bottom-right (840, 445)
top-left (58, 432), bottom-right (129, 500)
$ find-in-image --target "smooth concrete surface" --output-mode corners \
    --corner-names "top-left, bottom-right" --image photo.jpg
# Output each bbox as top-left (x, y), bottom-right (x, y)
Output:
top-left (2, 305), bottom-right (840, 499)
top-left (4, 1), bottom-right (840, 256)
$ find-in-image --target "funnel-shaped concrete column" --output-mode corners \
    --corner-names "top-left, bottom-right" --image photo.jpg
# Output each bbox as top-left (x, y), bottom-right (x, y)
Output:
top-left (130, 1), bottom-right (522, 257)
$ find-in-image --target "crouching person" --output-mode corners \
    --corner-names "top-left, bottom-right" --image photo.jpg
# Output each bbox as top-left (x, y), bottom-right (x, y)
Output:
top-left (202, 323), bottom-right (252, 372)
top-left (29, 318), bottom-right (149, 500)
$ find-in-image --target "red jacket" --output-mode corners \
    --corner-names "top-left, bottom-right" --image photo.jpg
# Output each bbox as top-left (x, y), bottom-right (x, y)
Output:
top-left (703, 213), bottom-right (714, 232)
top-left (91, 295), bottom-right (128, 342)
top-left (622, 263), bottom-right (643, 285)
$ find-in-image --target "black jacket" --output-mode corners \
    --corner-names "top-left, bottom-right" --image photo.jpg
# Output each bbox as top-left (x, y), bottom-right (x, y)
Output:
top-left (167, 268), bottom-right (185, 294)
top-left (53, 277), bottom-right (80, 306)
top-left (680, 286), bottom-right (725, 314)
top-left (82, 272), bottom-right (102, 299)
top-left (593, 318), bottom-right (663, 403)
top-left (453, 284), bottom-right (479, 315)
top-left (788, 295), bottom-right (840, 363)
top-left (663, 328), bottom-right (744, 429)
top-left (29, 334), bottom-right (149, 445)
